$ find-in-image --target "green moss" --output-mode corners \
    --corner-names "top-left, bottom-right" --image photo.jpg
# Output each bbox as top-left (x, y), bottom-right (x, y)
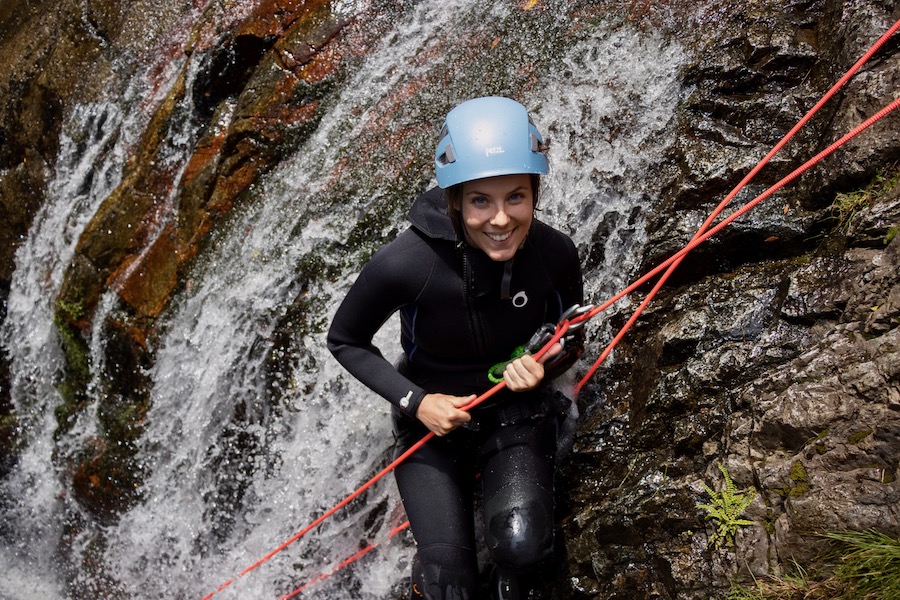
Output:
top-left (885, 226), bottom-right (899, 245)
top-left (774, 461), bottom-right (811, 497)
top-left (52, 309), bottom-right (92, 435)
top-left (788, 461), bottom-right (809, 497)
top-left (830, 165), bottom-right (900, 231)
top-left (57, 297), bottom-right (86, 321)
top-left (848, 430), bottom-right (873, 445)
top-left (787, 485), bottom-right (808, 498)
top-left (762, 512), bottom-right (777, 535)
top-left (789, 461), bottom-right (808, 482)
top-left (806, 430), bottom-right (829, 454)
top-left (50, 313), bottom-right (152, 519)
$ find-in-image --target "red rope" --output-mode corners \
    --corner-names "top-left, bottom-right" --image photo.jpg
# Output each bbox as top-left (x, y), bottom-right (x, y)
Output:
top-left (574, 92), bottom-right (900, 394)
top-left (198, 332), bottom-right (570, 600)
top-left (199, 18), bottom-right (899, 600)
top-left (573, 17), bottom-right (900, 393)
top-left (279, 520), bottom-right (410, 600)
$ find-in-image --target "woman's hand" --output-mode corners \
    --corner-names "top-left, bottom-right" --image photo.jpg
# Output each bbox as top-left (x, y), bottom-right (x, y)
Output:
top-left (503, 342), bottom-right (563, 392)
top-left (416, 393), bottom-right (475, 436)
top-left (415, 343), bottom-right (563, 434)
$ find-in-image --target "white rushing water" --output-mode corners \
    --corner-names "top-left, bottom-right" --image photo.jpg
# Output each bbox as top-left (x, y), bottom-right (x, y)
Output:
top-left (0, 100), bottom-right (130, 599)
top-left (0, 1), bottom-right (690, 599)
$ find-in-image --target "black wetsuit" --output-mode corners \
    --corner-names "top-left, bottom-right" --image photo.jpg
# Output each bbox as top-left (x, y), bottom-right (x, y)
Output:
top-left (327, 187), bottom-right (583, 599)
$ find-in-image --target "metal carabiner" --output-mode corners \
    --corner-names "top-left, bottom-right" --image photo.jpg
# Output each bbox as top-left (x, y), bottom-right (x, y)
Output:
top-left (523, 323), bottom-right (557, 355)
top-left (522, 305), bottom-right (595, 357)
top-left (558, 303), bottom-right (595, 332)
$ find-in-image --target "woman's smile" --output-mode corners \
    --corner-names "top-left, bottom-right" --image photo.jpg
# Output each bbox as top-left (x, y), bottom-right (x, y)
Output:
top-left (487, 230), bottom-right (513, 240)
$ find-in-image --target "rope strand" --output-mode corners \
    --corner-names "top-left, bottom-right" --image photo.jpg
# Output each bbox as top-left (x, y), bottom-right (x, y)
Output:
top-left (575, 93), bottom-right (900, 393)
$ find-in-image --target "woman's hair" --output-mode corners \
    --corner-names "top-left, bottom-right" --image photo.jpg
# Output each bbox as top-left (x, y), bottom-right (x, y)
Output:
top-left (444, 174), bottom-right (542, 238)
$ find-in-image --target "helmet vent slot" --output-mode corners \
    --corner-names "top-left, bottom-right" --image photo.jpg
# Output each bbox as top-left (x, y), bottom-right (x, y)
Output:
top-left (438, 144), bottom-right (456, 165)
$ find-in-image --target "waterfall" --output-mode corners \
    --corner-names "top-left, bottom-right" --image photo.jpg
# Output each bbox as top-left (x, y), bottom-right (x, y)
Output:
top-left (0, 2), bottom-right (690, 599)
top-left (0, 100), bottom-right (130, 598)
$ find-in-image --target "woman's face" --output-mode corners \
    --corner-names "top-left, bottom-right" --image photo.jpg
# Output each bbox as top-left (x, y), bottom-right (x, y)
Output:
top-left (459, 173), bottom-right (534, 262)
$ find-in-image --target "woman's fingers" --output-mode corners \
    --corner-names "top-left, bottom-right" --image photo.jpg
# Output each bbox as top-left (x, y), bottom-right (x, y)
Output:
top-left (536, 341), bottom-right (563, 364)
top-left (417, 393), bottom-right (474, 436)
top-left (504, 354), bottom-right (545, 391)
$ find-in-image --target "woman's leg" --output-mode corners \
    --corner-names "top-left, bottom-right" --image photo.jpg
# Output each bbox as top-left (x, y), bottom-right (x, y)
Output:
top-left (395, 427), bottom-right (480, 600)
top-left (480, 415), bottom-right (558, 598)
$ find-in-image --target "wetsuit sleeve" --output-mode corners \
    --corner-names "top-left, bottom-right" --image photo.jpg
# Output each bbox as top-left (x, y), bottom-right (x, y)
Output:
top-left (327, 233), bottom-right (429, 418)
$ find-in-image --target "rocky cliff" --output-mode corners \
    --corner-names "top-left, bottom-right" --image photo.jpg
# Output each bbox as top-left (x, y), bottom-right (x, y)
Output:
top-left (558, 3), bottom-right (900, 597)
top-left (1, 0), bottom-right (898, 598)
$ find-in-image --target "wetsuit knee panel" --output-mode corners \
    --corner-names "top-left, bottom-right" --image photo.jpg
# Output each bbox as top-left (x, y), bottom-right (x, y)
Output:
top-left (484, 494), bottom-right (554, 570)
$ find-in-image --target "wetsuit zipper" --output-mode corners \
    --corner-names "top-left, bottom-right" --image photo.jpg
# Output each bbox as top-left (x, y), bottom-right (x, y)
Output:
top-left (459, 242), bottom-right (488, 357)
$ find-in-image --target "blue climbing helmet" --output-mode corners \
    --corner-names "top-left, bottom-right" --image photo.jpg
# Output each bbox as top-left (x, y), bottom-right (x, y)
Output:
top-left (434, 96), bottom-right (549, 189)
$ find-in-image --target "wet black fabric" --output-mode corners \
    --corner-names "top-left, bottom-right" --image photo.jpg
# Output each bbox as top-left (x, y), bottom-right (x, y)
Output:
top-left (327, 187), bottom-right (583, 419)
top-left (393, 411), bottom-right (559, 600)
top-left (327, 186), bottom-right (583, 600)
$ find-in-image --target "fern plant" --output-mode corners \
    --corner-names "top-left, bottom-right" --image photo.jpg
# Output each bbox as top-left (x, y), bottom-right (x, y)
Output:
top-left (697, 462), bottom-right (757, 549)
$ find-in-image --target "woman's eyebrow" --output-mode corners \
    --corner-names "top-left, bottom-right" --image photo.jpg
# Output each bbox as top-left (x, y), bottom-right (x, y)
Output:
top-left (463, 185), bottom-right (530, 198)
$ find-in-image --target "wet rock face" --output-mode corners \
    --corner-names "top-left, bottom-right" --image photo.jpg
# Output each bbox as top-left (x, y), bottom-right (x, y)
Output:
top-left (563, 192), bottom-right (900, 598)
top-left (0, 0), bottom-right (898, 597)
top-left (60, 0), bottom-right (351, 329)
top-left (559, 1), bottom-right (900, 595)
top-left (0, 0), bottom-right (189, 289)
top-left (645, 0), bottom-right (900, 287)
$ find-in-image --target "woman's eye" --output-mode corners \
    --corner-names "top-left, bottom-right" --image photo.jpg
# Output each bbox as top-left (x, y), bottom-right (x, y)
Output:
top-left (470, 196), bottom-right (488, 206)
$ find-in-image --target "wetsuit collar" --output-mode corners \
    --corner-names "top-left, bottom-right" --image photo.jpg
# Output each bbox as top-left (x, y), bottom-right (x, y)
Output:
top-left (407, 186), bottom-right (458, 241)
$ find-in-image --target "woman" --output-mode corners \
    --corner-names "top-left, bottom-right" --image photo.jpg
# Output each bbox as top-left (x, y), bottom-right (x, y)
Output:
top-left (327, 96), bottom-right (584, 600)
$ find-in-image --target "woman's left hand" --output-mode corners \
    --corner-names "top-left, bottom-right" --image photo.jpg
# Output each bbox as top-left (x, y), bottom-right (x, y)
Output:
top-left (504, 342), bottom-right (562, 392)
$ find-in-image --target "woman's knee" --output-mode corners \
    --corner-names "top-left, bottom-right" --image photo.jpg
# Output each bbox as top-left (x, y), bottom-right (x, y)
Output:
top-left (484, 494), bottom-right (555, 570)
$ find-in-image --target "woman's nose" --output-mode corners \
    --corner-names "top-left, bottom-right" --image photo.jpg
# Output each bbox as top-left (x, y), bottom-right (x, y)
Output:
top-left (491, 204), bottom-right (510, 226)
